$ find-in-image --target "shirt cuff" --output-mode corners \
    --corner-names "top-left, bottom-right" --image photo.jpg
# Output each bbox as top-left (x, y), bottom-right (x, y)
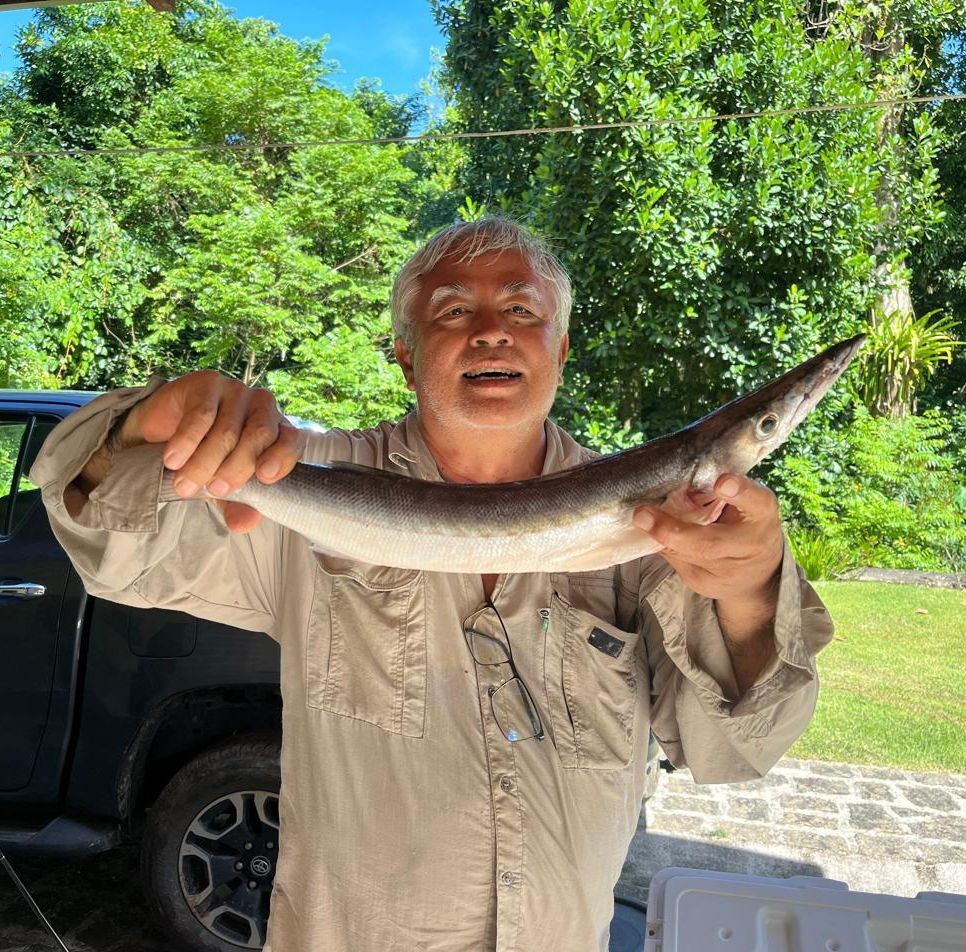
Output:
top-left (30, 376), bottom-right (168, 529)
top-left (643, 540), bottom-right (835, 718)
top-left (78, 442), bottom-right (168, 533)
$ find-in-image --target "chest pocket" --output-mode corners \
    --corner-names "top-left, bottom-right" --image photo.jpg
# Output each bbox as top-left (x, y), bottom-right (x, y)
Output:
top-left (306, 554), bottom-right (426, 738)
top-left (543, 585), bottom-right (643, 769)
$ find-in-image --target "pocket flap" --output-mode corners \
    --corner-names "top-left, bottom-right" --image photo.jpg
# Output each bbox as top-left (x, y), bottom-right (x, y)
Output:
top-left (314, 553), bottom-right (419, 591)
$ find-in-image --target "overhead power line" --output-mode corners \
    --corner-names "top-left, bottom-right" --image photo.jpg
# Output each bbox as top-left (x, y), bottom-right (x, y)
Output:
top-left (2, 91), bottom-right (965, 160)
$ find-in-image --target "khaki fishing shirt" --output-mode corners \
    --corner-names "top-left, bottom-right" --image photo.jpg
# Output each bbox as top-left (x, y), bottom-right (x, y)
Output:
top-left (32, 381), bottom-right (834, 952)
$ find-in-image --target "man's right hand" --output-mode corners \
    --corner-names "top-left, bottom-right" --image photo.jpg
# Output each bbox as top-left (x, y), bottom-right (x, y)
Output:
top-left (77, 371), bottom-right (306, 533)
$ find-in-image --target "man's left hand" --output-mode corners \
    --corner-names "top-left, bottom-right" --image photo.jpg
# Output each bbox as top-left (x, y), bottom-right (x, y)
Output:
top-left (632, 474), bottom-right (784, 608)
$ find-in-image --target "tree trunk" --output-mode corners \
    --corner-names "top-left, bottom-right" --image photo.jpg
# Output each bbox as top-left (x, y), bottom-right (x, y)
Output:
top-left (243, 350), bottom-right (257, 387)
top-left (870, 20), bottom-right (915, 418)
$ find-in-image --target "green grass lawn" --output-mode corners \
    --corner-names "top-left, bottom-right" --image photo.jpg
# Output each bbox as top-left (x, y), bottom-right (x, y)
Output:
top-left (787, 581), bottom-right (966, 773)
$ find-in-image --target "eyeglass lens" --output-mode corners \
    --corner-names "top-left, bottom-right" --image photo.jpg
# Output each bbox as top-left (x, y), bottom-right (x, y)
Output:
top-left (464, 605), bottom-right (544, 743)
top-left (465, 606), bottom-right (512, 665)
top-left (490, 678), bottom-right (543, 743)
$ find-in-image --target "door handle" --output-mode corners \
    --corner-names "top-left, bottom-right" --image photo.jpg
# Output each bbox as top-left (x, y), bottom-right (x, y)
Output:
top-left (0, 582), bottom-right (47, 599)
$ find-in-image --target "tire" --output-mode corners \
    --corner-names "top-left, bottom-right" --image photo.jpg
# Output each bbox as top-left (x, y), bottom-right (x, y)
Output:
top-left (141, 732), bottom-right (282, 952)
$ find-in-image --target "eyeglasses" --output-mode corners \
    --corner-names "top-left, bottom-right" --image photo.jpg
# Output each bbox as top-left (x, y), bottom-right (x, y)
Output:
top-left (463, 602), bottom-right (545, 743)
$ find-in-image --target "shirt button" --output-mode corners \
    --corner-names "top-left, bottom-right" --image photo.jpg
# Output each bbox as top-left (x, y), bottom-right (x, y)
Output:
top-left (500, 871), bottom-right (516, 886)
top-left (500, 776), bottom-right (514, 793)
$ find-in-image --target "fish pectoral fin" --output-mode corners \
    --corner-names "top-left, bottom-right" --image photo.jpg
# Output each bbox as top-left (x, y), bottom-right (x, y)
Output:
top-left (657, 487), bottom-right (729, 525)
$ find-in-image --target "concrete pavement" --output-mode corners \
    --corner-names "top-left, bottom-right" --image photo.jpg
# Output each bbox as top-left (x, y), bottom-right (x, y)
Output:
top-left (619, 756), bottom-right (966, 902)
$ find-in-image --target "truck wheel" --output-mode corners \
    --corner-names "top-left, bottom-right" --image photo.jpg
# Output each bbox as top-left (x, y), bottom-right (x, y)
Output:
top-left (141, 733), bottom-right (281, 951)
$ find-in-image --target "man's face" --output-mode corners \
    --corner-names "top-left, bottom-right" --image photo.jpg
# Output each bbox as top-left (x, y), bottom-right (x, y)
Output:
top-left (394, 248), bottom-right (569, 432)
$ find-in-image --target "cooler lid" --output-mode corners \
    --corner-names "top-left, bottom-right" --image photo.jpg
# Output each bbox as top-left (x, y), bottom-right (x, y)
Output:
top-left (644, 868), bottom-right (966, 952)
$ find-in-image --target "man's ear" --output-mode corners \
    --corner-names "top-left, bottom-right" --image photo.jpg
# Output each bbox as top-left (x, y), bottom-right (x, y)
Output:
top-left (393, 337), bottom-right (417, 392)
top-left (557, 333), bottom-right (569, 377)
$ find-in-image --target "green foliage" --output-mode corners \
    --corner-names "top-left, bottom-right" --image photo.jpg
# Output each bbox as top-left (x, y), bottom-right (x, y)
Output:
top-left (775, 407), bottom-right (966, 571)
top-left (950, 406), bottom-right (966, 477)
top-left (267, 322), bottom-right (413, 430)
top-left (435, 0), bottom-right (949, 440)
top-left (857, 307), bottom-right (963, 416)
top-left (787, 529), bottom-right (857, 581)
top-left (351, 77), bottom-right (470, 237)
top-left (352, 78), bottom-right (426, 140)
top-left (402, 105), bottom-right (471, 236)
top-left (0, 0), bottom-right (448, 428)
top-left (0, 154), bottom-right (60, 388)
top-left (0, 423), bottom-right (24, 497)
top-left (910, 32), bottom-right (966, 410)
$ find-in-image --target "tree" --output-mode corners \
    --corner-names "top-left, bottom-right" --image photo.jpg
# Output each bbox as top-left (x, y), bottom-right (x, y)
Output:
top-left (910, 30), bottom-right (966, 410)
top-left (825, 0), bottom-right (966, 418)
top-left (351, 76), bottom-right (471, 236)
top-left (0, 0), bottom-right (428, 427)
top-left (435, 0), bottom-right (950, 443)
top-left (0, 142), bottom-right (59, 388)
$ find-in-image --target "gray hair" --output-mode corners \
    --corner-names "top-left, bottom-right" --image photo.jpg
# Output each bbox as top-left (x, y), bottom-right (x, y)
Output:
top-left (390, 217), bottom-right (572, 346)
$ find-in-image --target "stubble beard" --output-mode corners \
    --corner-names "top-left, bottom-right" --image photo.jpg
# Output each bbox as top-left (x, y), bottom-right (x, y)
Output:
top-left (415, 375), bottom-right (558, 434)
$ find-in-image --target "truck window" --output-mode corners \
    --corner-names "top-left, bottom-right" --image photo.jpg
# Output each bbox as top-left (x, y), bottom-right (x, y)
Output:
top-left (0, 421), bottom-right (28, 534)
top-left (0, 417), bottom-right (58, 535)
top-left (11, 419), bottom-right (57, 531)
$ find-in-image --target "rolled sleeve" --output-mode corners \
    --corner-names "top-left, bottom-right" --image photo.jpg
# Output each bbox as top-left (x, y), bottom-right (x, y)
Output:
top-left (30, 376), bottom-right (168, 517)
top-left (30, 382), bottom-right (284, 639)
top-left (641, 541), bottom-right (834, 783)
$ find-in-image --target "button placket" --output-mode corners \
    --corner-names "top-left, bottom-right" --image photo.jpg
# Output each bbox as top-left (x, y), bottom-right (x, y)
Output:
top-left (476, 650), bottom-right (525, 951)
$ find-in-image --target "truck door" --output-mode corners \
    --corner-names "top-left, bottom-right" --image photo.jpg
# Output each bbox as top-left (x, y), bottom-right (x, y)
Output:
top-left (0, 413), bottom-right (72, 791)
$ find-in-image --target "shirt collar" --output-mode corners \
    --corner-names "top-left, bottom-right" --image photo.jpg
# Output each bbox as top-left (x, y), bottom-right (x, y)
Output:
top-left (386, 413), bottom-right (438, 480)
top-left (386, 412), bottom-right (595, 481)
top-left (540, 417), bottom-right (596, 473)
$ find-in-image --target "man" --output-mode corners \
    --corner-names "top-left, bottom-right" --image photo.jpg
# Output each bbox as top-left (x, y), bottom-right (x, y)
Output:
top-left (32, 217), bottom-right (833, 952)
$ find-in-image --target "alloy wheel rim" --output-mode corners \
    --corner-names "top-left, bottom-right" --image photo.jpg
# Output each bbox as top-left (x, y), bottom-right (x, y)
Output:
top-left (178, 790), bottom-right (280, 948)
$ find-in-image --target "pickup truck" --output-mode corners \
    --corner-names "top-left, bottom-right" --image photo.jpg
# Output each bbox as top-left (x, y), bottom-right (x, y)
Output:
top-left (0, 389), bottom-right (659, 952)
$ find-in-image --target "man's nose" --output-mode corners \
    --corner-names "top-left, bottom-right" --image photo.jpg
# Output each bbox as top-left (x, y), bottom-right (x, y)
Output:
top-left (471, 310), bottom-right (513, 346)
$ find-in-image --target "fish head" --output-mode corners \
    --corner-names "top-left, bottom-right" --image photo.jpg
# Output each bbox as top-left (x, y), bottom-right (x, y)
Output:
top-left (688, 334), bottom-right (865, 492)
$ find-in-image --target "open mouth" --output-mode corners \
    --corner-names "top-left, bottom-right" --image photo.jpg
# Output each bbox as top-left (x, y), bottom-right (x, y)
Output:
top-left (462, 370), bottom-right (523, 380)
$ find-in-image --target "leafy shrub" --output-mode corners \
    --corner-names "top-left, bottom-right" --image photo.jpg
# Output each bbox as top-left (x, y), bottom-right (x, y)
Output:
top-left (857, 308), bottom-right (963, 417)
top-left (787, 529), bottom-right (856, 581)
top-left (773, 407), bottom-right (966, 572)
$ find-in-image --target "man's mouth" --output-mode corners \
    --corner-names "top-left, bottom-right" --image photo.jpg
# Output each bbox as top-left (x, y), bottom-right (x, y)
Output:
top-left (462, 369), bottom-right (523, 380)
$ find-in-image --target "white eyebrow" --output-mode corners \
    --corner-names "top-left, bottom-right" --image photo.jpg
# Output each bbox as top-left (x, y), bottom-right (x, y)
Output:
top-left (428, 283), bottom-right (473, 309)
top-left (500, 282), bottom-right (542, 299)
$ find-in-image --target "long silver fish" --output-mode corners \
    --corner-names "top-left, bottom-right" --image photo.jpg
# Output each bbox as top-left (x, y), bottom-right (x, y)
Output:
top-left (160, 335), bottom-right (864, 573)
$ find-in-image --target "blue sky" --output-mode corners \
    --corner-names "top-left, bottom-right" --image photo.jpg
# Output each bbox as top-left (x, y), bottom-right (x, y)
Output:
top-left (0, 1), bottom-right (445, 97)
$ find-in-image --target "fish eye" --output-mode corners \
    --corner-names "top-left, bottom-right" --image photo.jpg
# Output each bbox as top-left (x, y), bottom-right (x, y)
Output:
top-left (756, 413), bottom-right (780, 439)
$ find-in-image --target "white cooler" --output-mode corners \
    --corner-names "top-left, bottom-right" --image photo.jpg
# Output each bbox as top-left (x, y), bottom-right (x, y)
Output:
top-left (644, 868), bottom-right (966, 952)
